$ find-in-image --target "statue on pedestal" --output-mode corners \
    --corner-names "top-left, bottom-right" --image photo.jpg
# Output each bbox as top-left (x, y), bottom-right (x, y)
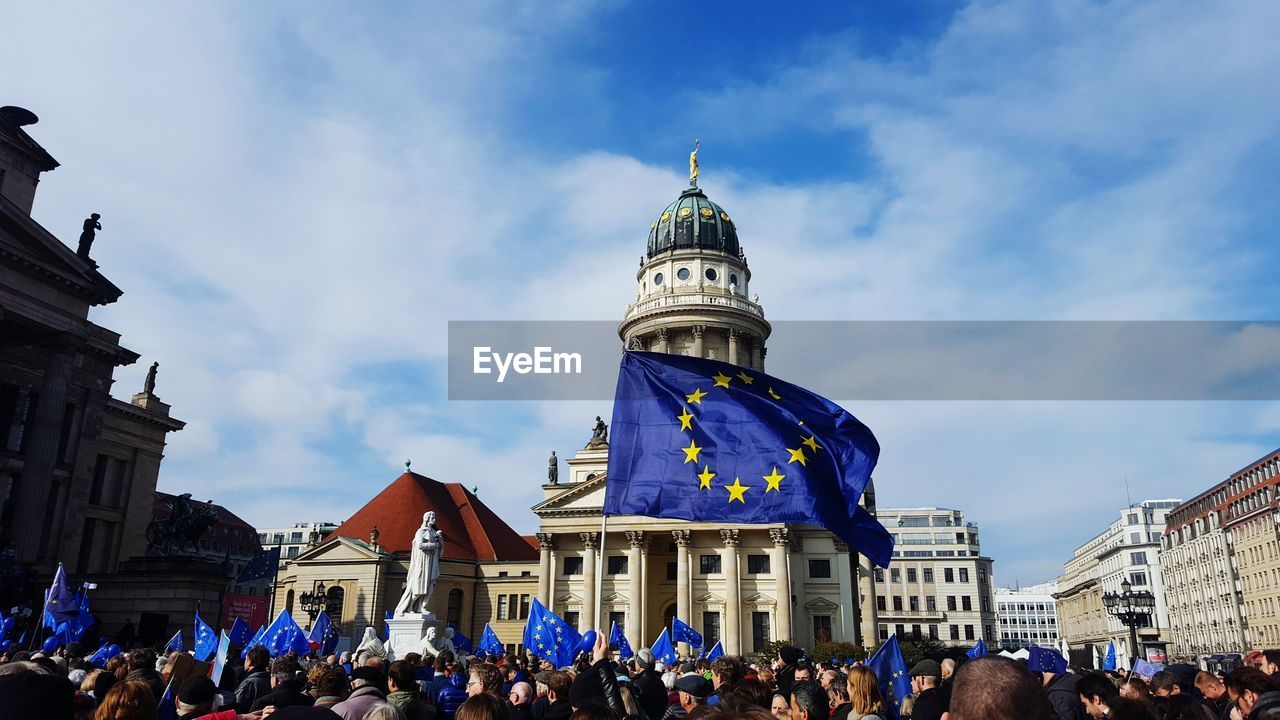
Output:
top-left (77, 213), bottom-right (101, 261)
top-left (586, 416), bottom-right (608, 449)
top-left (547, 451), bottom-right (558, 485)
top-left (143, 362), bottom-right (159, 396)
top-left (418, 625), bottom-right (458, 659)
top-left (395, 511), bottom-right (443, 615)
top-left (355, 626), bottom-right (387, 659)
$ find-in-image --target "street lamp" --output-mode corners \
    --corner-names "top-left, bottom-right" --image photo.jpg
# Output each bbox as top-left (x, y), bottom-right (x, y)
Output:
top-left (1103, 579), bottom-right (1156, 667)
top-left (299, 581), bottom-right (329, 629)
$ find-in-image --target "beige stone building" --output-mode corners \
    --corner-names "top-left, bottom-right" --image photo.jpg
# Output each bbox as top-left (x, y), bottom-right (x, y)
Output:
top-left (1223, 449), bottom-right (1280, 649)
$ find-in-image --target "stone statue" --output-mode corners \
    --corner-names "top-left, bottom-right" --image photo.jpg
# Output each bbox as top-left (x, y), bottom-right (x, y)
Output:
top-left (355, 626), bottom-right (387, 659)
top-left (547, 451), bottom-right (558, 485)
top-left (395, 511), bottom-right (443, 614)
top-left (143, 362), bottom-right (159, 396)
top-left (145, 493), bottom-right (217, 556)
top-left (418, 625), bottom-right (458, 659)
top-left (586, 416), bottom-right (608, 448)
top-left (689, 138), bottom-right (700, 187)
top-left (77, 213), bottom-right (101, 260)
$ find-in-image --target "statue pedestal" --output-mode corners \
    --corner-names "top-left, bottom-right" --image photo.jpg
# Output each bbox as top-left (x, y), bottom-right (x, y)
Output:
top-left (387, 613), bottom-right (443, 661)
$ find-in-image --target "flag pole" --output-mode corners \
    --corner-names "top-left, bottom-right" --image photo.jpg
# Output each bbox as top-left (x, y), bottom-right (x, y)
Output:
top-left (596, 512), bottom-right (607, 632)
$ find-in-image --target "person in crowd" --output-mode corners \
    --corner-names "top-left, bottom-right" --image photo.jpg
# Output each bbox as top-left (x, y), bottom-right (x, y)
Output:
top-left (387, 659), bottom-right (433, 720)
top-left (332, 665), bottom-right (390, 720)
top-left (845, 666), bottom-right (886, 720)
top-left (907, 660), bottom-right (946, 720)
top-left (1104, 697), bottom-right (1162, 720)
top-left (468, 662), bottom-right (505, 699)
top-left (1040, 660), bottom-right (1085, 720)
top-left (510, 681), bottom-right (535, 720)
top-left (775, 646), bottom-right (805, 699)
top-left (664, 674), bottom-right (711, 720)
top-left (1121, 677), bottom-right (1151, 700)
top-left (362, 703), bottom-right (408, 720)
top-left (252, 656), bottom-right (317, 711)
top-left (828, 680), bottom-right (852, 720)
top-left (1196, 671), bottom-right (1232, 720)
top-left (788, 680), bottom-right (829, 720)
top-left (312, 666), bottom-right (351, 708)
top-left (176, 675), bottom-right (219, 720)
top-left (94, 679), bottom-right (157, 720)
top-left (439, 669), bottom-right (472, 720)
top-left (1225, 667), bottom-right (1280, 719)
top-left (710, 656), bottom-right (745, 705)
top-left (1152, 671), bottom-right (1184, 698)
top-left (1261, 652), bottom-right (1280, 677)
top-left (632, 648), bottom-right (668, 720)
top-left (237, 645), bottom-right (274, 711)
top-left (793, 662), bottom-right (813, 684)
top-left (124, 649), bottom-right (166, 702)
top-left (456, 693), bottom-right (513, 720)
top-left (721, 677), bottom-right (773, 711)
top-left (1077, 671), bottom-right (1120, 719)
top-left (531, 671), bottom-right (553, 720)
top-left (544, 671), bottom-right (574, 720)
top-left (945, 656), bottom-right (1053, 720)
top-left (770, 693), bottom-right (791, 718)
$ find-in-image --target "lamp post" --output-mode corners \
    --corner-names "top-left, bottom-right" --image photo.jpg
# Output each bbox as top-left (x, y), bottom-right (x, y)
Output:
top-left (299, 581), bottom-right (328, 630)
top-left (1103, 579), bottom-right (1156, 667)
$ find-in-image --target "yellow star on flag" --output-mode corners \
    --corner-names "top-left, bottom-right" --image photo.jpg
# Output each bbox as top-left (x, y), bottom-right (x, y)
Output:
top-left (763, 467), bottom-right (785, 492)
top-left (768, 387), bottom-right (781, 400)
top-left (802, 435), bottom-right (822, 453)
top-left (712, 372), bottom-right (732, 389)
top-left (697, 466), bottom-right (716, 489)
top-left (686, 387), bottom-right (707, 404)
top-left (736, 371), bottom-right (754, 384)
top-left (724, 477), bottom-right (749, 503)
top-left (682, 439), bottom-right (702, 464)
top-left (787, 447), bottom-right (808, 466)
top-left (677, 407), bottom-right (694, 431)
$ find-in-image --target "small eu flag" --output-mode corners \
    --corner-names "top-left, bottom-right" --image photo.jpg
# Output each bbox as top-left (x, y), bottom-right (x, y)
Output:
top-left (1102, 642), bottom-right (1117, 671)
top-left (450, 625), bottom-right (473, 652)
top-left (1132, 659), bottom-right (1163, 679)
top-left (867, 635), bottom-right (911, 718)
top-left (966, 638), bottom-right (988, 659)
top-left (478, 624), bottom-right (505, 657)
top-left (609, 622), bottom-right (633, 660)
top-left (156, 681), bottom-right (178, 720)
top-left (308, 611), bottom-right (339, 655)
top-left (1028, 646), bottom-right (1068, 675)
top-left (672, 617), bottom-right (702, 648)
top-left (45, 564), bottom-right (81, 626)
top-left (522, 599), bottom-right (581, 668)
top-left (194, 611), bottom-right (217, 662)
top-left (246, 625), bottom-right (266, 650)
top-left (164, 630), bottom-right (184, 653)
top-left (605, 352), bottom-right (892, 567)
top-left (704, 640), bottom-right (724, 662)
top-left (227, 618), bottom-right (253, 656)
top-left (650, 627), bottom-right (676, 666)
top-left (236, 547), bottom-right (282, 583)
top-left (263, 610), bottom-right (308, 657)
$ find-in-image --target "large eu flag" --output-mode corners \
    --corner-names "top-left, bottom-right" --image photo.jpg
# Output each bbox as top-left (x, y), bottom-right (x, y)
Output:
top-left (867, 635), bottom-right (911, 718)
top-left (605, 352), bottom-right (892, 567)
top-left (236, 547), bottom-right (282, 583)
top-left (522, 599), bottom-right (581, 668)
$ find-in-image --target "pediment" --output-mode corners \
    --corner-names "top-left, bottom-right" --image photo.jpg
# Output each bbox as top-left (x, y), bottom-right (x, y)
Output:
top-left (534, 474), bottom-right (607, 515)
top-left (555, 592), bottom-right (583, 607)
top-left (694, 592), bottom-right (726, 605)
top-left (0, 201), bottom-right (123, 304)
top-left (295, 536), bottom-right (389, 564)
top-left (743, 592), bottom-right (775, 606)
top-left (805, 597), bottom-right (841, 611)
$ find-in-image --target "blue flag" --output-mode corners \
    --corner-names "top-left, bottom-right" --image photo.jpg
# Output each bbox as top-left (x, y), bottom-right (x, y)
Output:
top-left (672, 617), bottom-right (703, 648)
top-left (164, 630), bottom-right (184, 653)
top-left (705, 640), bottom-right (724, 662)
top-left (1028, 646), bottom-right (1068, 675)
top-left (650, 627), bottom-right (676, 666)
top-left (228, 618), bottom-right (253, 656)
top-left (609, 622), bottom-right (634, 660)
top-left (604, 352), bottom-right (892, 567)
top-left (522, 599), bottom-right (582, 668)
top-left (867, 635), bottom-right (911, 718)
top-left (450, 627), bottom-right (473, 652)
top-left (966, 638), bottom-right (987, 659)
top-left (194, 611), bottom-right (217, 662)
top-left (87, 643), bottom-right (111, 668)
top-left (45, 564), bottom-right (81, 627)
top-left (1102, 642), bottom-right (1117, 671)
top-left (156, 681), bottom-right (177, 720)
top-left (236, 547), bottom-right (281, 583)
top-left (246, 625), bottom-right (267, 650)
top-left (263, 610), bottom-right (308, 656)
top-left (1132, 659), bottom-right (1163, 678)
top-left (478, 624), bottom-right (504, 657)
top-left (309, 611), bottom-right (339, 655)
top-left (382, 611), bottom-right (394, 641)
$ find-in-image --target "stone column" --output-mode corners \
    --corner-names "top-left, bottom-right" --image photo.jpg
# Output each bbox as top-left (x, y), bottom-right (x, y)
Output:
top-left (13, 336), bottom-right (78, 563)
top-left (537, 533), bottom-right (555, 610)
top-left (656, 328), bottom-right (670, 354)
top-left (748, 337), bottom-right (762, 371)
top-left (834, 539), bottom-right (856, 643)
top-left (721, 529), bottom-right (742, 655)
top-left (692, 325), bottom-right (705, 358)
top-left (581, 532), bottom-right (599, 630)
top-left (673, 529), bottom-right (692, 654)
top-left (626, 531), bottom-right (645, 647)
top-left (770, 528), bottom-right (793, 643)
top-left (728, 329), bottom-right (740, 366)
top-left (858, 553), bottom-right (879, 647)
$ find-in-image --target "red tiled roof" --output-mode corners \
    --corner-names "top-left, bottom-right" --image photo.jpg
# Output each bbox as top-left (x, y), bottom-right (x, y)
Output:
top-left (521, 535), bottom-right (538, 551)
top-left (327, 472), bottom-right (538, 563)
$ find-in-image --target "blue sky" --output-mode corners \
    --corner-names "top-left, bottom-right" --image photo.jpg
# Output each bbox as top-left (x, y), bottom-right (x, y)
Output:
top-left (6, 1), bottom-right (1280, 584)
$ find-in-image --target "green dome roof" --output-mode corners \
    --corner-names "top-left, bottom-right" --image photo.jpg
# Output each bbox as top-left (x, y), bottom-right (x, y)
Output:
top-left (646, 186), bottom-right (740, 259)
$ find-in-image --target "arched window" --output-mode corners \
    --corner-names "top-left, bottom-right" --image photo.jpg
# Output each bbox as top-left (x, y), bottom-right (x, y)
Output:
top-left (286, 589), bottom-right (295, 614)
top-left (327, 586), bottom-right (345, 622)
top-left (447, 589), bottom-right (464, 628)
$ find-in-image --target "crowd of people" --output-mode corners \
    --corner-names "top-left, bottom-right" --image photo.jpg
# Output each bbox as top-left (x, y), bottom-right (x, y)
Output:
top-left (4, 632), bottom-right (1280, 720)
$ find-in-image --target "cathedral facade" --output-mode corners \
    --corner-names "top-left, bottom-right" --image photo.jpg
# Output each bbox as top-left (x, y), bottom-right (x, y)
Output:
top-left (276, 169), bottom-right (879, 654)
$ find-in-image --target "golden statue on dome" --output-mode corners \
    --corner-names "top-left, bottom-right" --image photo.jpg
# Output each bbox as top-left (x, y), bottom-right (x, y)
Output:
top-left (689, 138), bottom-right (700, 187)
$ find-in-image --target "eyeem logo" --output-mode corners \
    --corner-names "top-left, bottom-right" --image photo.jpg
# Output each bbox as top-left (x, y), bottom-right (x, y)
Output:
top-left (473, 346), bottom-right (583, 383)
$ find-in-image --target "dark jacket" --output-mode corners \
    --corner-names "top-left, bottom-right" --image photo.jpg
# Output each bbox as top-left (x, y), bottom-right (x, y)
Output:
top-left (831, 702), bottom-right (854, 720)
top-left (776, 663), bottom-right (798, 699)
top-left (235, 669), bottom-right (272, 712)
top-left (436, 674), bottom-right (469, 719)
top-left (589, 659), bottom-right (635, 720)
top-left (545, 698), bottom-right (574, 720)
top-left (1250, 691), bottom-right (1280, 719)
top-left (634, 669), bottom-right (668, 720)
top-left (532, 695), bottom-right (550, 720)
top-left (389, 689), bottom-right (435, 720)
top-left (250, 681), bottom-right (316, 711)
top-left (126, 667), bottom-right (166, 702)
top-left (1045, 673), bottom-right (1086, 720)
top-left (912, 686), bottom-right (948, 720)
top-left (512, 702), bottom-right (535, 720)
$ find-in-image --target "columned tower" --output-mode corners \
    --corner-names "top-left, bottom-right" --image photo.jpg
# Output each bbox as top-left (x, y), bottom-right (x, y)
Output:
top-left (618, 157), bottom-right (770, 368)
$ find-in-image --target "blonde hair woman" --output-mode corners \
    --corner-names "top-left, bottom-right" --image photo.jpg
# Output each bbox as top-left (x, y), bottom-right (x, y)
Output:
top-left (846, 666), bottom-right (887, 720)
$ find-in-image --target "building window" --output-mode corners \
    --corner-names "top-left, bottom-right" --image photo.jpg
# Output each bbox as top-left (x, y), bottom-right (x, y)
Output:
top-left (564, 556), bottom-right (584, 575)
top-left (911, 624), bottom-right (922, 640)
top-left (610, 611), bottom-right (626, 635)
top-left (950, 625), bottom-right (959, 640)
top-left (1130, 532), bottom-right (1141, 544)
top-left (978, 568), bottom-right (986, 582)
top-left (667, 562), bottom-right (677, 581)
top-left (564, 611), bottom-right (579, 628)
top-left (608, 556), bottom-right (628, 575)
top-left (700, 554), bottom-right (722, 574)
top-left (947, 596), bottom-right (957, 611)
top-left (1129, 572), bottom-right (1148, 586)
top-left (890, 568), bottom-right (901, 582)
top-left (896, 624), bottom-right (906, 637)
top-left (929, 624), bottom-right (939, 639)
top-left (964, 625), bottom-right (975, 641)
top-left (910, 596), bottom-right (920, 611)
top-left (926, 597), bottom-right (937, 612)
top-left (703, 612), bottom-right (721, 648)
top-left (752, 612), bottom-right (770, 652)
top-left (944, 568), bottom-right (955, 582)
top-left (879, 624), bottom-right (889, 641)
top-left (959, 568), bottom-right (969, 583)
top-left (907, 569), bottom-right (918, 583)
top-left (962, 596), bottom-right (972, 611)
top-left (447, 588), bottom-right (464, 628)
top-left (874, 568), bottom-right (884, 582)
top-left (498, 595), bottom-right (509, 620)
top-left (923, 568), bottom-right (934, 583)
top-left (893, 596), bottom-right (903, 611)
top-left (286, 546), bottom-right (298, 559)
top-left (809, 559), bottom-right (831, 579)
top-left (290, 532), bottom-right (303, 543)
top-left (985, 624), bottom-right (994, 641)
top-left (520, 595), bottom-right (531, 619)
top-left (1129, 513), bottom-right (1139, 524)
top-left (877, 596), bottom-right (886, 612)
top-left (747, 554), bottom-right (770, 573)
top-left (1130, 552), bottom-right (1148, 565)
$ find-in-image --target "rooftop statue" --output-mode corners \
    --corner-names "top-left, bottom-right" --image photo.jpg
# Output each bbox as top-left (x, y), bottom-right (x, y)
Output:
top-left (77, 213), bottom-right (101, 261)
top-left (689, 138), bottom-right (700, 187)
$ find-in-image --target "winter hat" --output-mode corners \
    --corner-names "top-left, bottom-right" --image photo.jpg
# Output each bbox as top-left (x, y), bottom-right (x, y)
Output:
top-left (779, 645), bottom-right (804, 666)
top-left (910, 659), bottom-right (941, 680)
top-left (178, 675), bottom-right (217, 705)
top-left (635, 648), bottom-right (655, 671)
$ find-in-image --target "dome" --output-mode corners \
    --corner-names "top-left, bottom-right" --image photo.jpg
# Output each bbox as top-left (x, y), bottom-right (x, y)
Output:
top-left (646, 186), bottom-right (741, 259)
